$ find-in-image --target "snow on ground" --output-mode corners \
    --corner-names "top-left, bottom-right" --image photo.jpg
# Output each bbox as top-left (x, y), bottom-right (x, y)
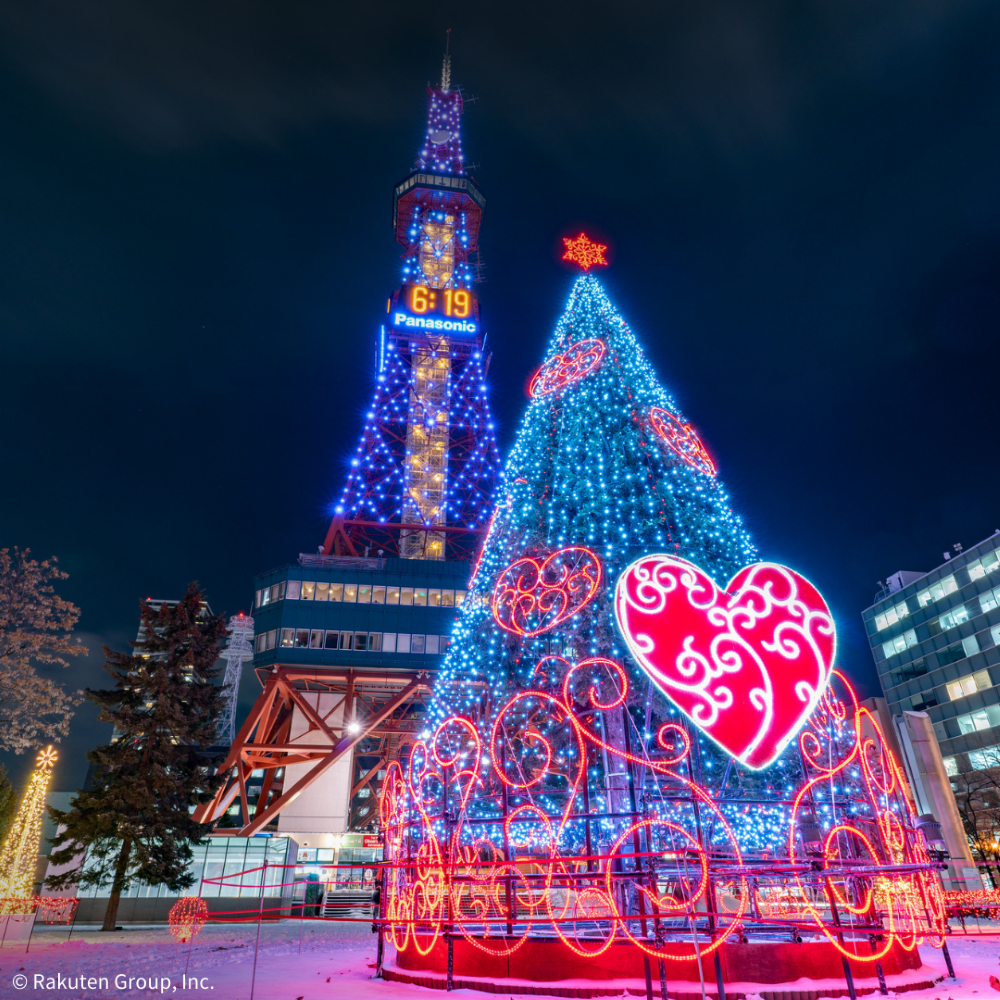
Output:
top-left (1, 921), bottom-right (999, 1000)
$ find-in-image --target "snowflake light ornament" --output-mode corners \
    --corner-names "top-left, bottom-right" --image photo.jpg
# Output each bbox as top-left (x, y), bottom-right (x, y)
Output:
top-left (562, 232), bottom-right (609, 271)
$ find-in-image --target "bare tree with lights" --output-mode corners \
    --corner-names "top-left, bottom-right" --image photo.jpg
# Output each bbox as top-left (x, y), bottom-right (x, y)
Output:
top-left (46, 584), bottom-right (227, 931)
top-left (0, 547), bottom-right (85, 753)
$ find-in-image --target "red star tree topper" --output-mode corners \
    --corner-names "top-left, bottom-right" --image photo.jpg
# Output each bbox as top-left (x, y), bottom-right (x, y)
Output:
top-left (562, 232), bottom-right (608, 271)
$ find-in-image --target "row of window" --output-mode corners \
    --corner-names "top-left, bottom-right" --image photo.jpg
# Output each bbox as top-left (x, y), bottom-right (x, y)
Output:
top-left (957, 704), bottom-right (1000, 735)
top-left (946, 669), bottom-right (992, 702)
top-left (882, 621), bottom-right (1000, 662)
top-left (255, 581), bottom-right (470, 609)
top-left (875, 549), bottom-right (1000, 632)
top-left (255, 628), bottom-right (452, 655)
top-left (944, 744), bottom-right (1000, 775)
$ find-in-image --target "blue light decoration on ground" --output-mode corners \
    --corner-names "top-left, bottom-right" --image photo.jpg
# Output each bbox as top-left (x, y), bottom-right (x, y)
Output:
top-left (322, 49), bottom-right (500, 563)
top-left (378, 270), bottom-right (949, 980)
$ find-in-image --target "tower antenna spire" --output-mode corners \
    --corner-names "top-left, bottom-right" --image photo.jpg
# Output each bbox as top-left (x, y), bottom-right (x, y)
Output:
top-left (441, 28), bottom-right (452, 93)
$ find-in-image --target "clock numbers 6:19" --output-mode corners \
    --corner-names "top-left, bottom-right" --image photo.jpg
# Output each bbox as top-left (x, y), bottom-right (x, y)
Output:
top-left (409, 285), bottom-right (471, 317)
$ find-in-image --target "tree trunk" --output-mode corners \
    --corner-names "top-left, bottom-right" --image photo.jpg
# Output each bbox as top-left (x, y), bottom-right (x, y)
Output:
top-left (101, 835), bottom-right (133, 932)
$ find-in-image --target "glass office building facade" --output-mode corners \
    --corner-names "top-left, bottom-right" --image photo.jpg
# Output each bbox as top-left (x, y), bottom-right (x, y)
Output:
top-left (864, 531), bottom-right (1000, 775)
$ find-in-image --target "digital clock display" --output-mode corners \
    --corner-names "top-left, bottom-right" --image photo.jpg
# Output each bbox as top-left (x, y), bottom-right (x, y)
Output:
top-left (389, 284), bottom-right (479, 335)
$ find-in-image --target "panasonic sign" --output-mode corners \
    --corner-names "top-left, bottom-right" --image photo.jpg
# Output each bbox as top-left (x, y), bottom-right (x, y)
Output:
top-left (392, 312), bottom-right (477, 335)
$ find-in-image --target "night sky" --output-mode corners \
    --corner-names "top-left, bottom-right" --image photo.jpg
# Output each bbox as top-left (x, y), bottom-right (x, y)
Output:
top-left (3, 1), bottom-right (1000, 793)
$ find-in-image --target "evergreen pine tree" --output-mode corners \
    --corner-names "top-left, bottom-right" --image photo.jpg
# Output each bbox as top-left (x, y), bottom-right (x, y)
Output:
top-left (45, 584), bottom-right (227, 931)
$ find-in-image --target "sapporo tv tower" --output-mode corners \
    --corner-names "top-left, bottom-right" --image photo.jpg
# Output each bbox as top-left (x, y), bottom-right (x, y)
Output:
top-left (193, 51), bottom-right (502, 850)
top-left (323, 42), bottom-right (497, 564)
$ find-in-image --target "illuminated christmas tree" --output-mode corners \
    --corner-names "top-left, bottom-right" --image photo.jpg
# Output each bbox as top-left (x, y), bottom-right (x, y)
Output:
top-left (0, 745), bottom-right (56, 903)
top-left (378, 249), bottom-right (946, 979)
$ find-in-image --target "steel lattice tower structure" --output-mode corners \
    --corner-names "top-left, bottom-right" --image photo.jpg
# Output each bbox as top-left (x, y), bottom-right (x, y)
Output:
top-left (321, 50), bottom-right (501, 563)
top-left (218, 612), bottom-right (254, 743)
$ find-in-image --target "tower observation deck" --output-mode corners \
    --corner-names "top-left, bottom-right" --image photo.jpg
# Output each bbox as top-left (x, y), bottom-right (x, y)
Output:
top-left (322, 51), bottom-right (500, 563)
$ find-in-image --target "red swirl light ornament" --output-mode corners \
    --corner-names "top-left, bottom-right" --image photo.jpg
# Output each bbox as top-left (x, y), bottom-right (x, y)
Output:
top-left (649, 407), bottom-right (716, 477)
top-left (529, 339), bottom-right (605, 397)
top-left (615, 554), bottom-right (835, 769)
top-left (492, 546), bottom-right (602, 636)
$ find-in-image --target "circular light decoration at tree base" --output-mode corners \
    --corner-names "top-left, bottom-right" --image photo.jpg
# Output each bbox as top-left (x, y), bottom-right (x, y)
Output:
top-left (169, 896), bottom-right (209, 943)
top-left (649, 406), bottom-right (717, 476)
top-left (385, 935), bottom-right (934, 997)
top-left (529, 338), bottom-right (606, 396)
top-left (379, 664), bottom-right (947, 983)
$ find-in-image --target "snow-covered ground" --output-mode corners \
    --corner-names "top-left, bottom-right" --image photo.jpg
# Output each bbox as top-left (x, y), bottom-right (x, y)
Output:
top-left (1, 921), bottom-right (998, 1000)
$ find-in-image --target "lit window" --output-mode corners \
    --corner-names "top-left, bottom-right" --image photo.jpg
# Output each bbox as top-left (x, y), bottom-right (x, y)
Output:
top-left (286, 580), bottom-right (302, 600)
top-left (455, 590), bottom-right (466, 607)
top-left (343, 584), bottom-right (358, 603)
top-left (957, 708), bottom-right (996, 735)
top-left (329, 583), bottom-right (343, 602)
top-left (254, 589), bottom-right (263, 609)
top-left (917, 575), bottom-right (958, 607)
top-left (440, 590), bottom-right (455, 607)
top-left (939, 606), bottom-right (970, 631)
top-left (400, 588), bottom-right (414, 606)
top-left (372, 586), bottom-right (386, 604)
top-left (413, 588), bottom-right (428, 607)
top-left (980, 589), bottom-right (999, 614)
top-left (301, 582), bottom-right (315, 601)
top-left (315, 582), bottom-right (329, 602)
top-left (261, 588), bottom-right (271, 607)
top-left (969, 552), bottom-right (1000, 581)
top-left (386, 587), bottom-right (400, 605)
top-left (357, 586), bottom-right (372, 604)
top-left (882, 629), bottom-right (918, 659)
top-left (280, 629), bottom-right (294, 648)
top-left (875, 601), bottom-right (910, 631)
top-left (943, 756), bottom-right (959, 776)
top-left (963, 635), bottom-right (981, 658)
top-left (947, 671), bottom-right (990, 701)
top-left (969, 746), bottom-right (1000, 771)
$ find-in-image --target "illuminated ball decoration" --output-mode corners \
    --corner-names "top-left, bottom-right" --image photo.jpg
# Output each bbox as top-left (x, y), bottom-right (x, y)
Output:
top-left (379, 274), bottom-right (946, 975)
top-left (168, 896), bottom-right (209, 943)
top-left (649, 406), bottom-right (717, 477)
top-left (528, 338), bottom-right (606, 397)
top-left (492, 546), bottom-right (602, 636)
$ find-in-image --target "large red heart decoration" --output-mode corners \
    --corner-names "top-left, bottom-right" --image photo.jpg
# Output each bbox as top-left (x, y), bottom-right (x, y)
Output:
top-left (615, 554), bottom-right (835, 769)
top-left (493, 546), bottom-right (602, 637)
top-left (529, 338), bottom-right (606, 397)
